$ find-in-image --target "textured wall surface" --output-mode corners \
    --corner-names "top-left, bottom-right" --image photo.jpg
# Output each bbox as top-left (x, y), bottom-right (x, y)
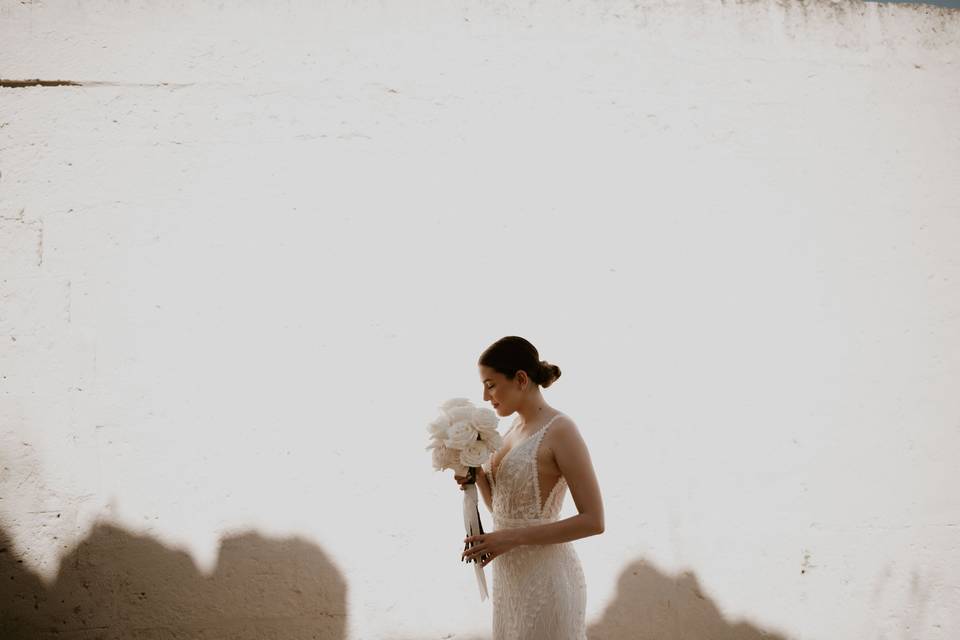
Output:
top-left (2, 1), bottom-right (959, 639)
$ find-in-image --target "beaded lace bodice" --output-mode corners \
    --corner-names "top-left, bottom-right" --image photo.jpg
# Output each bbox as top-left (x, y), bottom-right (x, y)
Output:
top-left (480, 412), bottom-right (588, 640)
top-left (484, 413), bottom-right (568, 523)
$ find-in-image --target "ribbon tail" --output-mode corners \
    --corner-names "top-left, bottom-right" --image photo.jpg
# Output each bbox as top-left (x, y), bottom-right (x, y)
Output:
top-left (462, 482), bottom-right (489, 601)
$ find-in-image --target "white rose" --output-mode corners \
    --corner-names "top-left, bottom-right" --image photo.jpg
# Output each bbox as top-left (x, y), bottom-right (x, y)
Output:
top-left (444, 420), bottom-right (479, 449)
top-left (431, 444), bottom-right (450, 471)
top-left (446, 448), bottom-right (468, 475)
top-left (460, 440), bottom-right (494, 467)
top-left (440, 397), bottom-right (473, 412)
top-left (471, 407), bottom-right (499, 429)
top-left (431, 445), bottom-right (466, 474)
top-left (444, 405), bottom-right (475, 424)
top-left (477, 428), bottom-right (502, 450)
top-left (426, 416), bottom-right (450, 440)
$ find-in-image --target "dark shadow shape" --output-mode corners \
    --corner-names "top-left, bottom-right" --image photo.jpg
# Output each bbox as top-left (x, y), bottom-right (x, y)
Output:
top-left (387, 556), bottom-right (792, 639)
top-left (0, 522), bottom-right (347, 639)
top-left (587, 558), bottom-right (790, 639)
top-left (2, 523), bottom-right (793, 639)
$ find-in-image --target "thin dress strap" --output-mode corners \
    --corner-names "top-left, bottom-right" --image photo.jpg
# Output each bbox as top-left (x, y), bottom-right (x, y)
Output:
top-left (532, 413), bottom-right (566, 516)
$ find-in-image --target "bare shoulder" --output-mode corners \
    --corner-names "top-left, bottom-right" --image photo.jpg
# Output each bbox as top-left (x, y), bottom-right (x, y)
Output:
top-left (552, 413), bottom-right (580, 434)
top-left (546, 414), bottom-right (586, 447)
top-left (548, 413), bottom-right (604, 532)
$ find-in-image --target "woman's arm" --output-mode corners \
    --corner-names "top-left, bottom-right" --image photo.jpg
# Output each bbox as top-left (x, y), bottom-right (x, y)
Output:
top-left (476, 465), bottom-right (493, 513)
top-left (516, 418), bottom-right (604, 546)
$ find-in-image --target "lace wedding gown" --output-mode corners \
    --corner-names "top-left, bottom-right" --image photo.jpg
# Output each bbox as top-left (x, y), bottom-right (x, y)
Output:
top-left (481, 412), bottom-right (588, 640)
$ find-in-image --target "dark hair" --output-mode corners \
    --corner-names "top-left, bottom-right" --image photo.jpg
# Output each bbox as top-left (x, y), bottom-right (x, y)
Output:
top-left (478, 336), bottom-right (562, 389)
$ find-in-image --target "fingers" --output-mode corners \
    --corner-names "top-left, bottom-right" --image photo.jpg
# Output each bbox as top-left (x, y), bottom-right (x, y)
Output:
top-left (461, 535), bottom-right (494, 564)
top-left (461, 542), bottom-right (487, 560)
top-left (462, 549), bottom-right (493, 565)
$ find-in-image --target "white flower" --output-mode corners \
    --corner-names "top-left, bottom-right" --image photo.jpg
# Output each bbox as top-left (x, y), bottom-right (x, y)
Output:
top-left (477, 428), bottom-right (502, 450)
top-left (471, 408), bottom-right (502, 442)
top-left (426, 397), bottom-right (498, 477)
top-left (444, 420), bottom-right (479, 449)
top-left (460, 440), bottom-right (494, 467)
top-left (446, 447), bottom-right (468, 475)
top-left (474, 416), bottom-right (502, 448)
top-left (432, 444), bottom-right (464, 472)
top-left (444, 405), bottom-right (475, 424)
top-left (426, 416), bottom-right (450, 440)
top-left (430, 444), bottom-right (448, 470)
top-left (471, 407), bottom-right (499, 429)
top-left (440, 398), bottom-right (473, 412)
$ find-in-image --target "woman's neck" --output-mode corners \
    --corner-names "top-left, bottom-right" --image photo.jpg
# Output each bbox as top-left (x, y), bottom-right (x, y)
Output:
top-left (516, 401), bottom-right (556, 432)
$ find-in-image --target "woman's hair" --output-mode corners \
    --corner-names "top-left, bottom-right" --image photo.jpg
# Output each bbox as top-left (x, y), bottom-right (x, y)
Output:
top-left (478, 336), bottom-right (562, 389)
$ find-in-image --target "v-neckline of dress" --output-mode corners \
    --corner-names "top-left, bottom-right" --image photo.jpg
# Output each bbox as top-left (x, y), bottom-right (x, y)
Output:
top-left (490, 413), bottom-right (561, 483)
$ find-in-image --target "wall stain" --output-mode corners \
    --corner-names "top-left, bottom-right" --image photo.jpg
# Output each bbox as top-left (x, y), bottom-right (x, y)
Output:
top-left (0, 79), bottom-right (81, 87)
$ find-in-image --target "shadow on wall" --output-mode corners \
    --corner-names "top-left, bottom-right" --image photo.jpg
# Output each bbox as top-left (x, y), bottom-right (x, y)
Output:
top-left (385, 560), bottom-right (790, 640)
top-left (586, 558), bottom-right (789, 640)
top-left (1, 523), bottom-right (788, 640)
top-left (0, 522), bottom-right (348, 639)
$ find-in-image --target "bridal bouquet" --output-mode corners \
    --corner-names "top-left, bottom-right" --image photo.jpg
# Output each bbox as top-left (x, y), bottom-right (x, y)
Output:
top-left (426, 397), bottom-right (503, 601)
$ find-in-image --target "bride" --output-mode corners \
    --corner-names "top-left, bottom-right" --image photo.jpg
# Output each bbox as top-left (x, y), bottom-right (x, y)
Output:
top-left (455, 335), bottom-right (605, 640)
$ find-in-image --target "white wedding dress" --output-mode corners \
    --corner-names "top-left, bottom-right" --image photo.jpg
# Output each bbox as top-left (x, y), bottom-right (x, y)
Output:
top-left (481, 412), bottom-right (588, 640)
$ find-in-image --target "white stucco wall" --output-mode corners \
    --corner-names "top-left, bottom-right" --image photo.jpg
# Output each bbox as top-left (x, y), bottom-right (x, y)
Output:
top-left (2, 1), bottom-right (958, 638)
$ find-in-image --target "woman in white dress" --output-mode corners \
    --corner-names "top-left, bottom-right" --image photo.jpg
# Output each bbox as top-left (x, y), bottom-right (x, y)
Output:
top-left (455, 336), bottom-right (605, 640)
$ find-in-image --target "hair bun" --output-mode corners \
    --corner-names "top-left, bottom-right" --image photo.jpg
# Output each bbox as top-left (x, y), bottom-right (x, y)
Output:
top-left (539, 360), bottom-right (561, 388)
top-left (478, 336), bottom-right (562, 389)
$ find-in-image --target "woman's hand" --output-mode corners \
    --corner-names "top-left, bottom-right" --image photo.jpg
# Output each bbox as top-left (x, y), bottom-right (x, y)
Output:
top-left (461, 529), bottom-right (521, 567)
top-left (454, 467), bottom-right (485, 490)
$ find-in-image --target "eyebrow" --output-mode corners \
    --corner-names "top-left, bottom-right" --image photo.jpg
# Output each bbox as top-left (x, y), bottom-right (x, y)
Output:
top-left (482, 378), bottom-right (493, 383)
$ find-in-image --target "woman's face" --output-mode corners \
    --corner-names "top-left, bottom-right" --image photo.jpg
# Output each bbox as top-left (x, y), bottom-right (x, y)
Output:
top-left (479, 365), bottom-right (524, 415)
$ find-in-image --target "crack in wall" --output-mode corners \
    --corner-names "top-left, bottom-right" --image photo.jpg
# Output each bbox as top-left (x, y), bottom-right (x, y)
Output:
top-left (0, 79), bottom-right (193, 88)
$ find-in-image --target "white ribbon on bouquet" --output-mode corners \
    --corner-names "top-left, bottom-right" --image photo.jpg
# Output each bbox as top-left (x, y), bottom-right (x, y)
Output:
top-left (462, 483), bottom-right (489, 601)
